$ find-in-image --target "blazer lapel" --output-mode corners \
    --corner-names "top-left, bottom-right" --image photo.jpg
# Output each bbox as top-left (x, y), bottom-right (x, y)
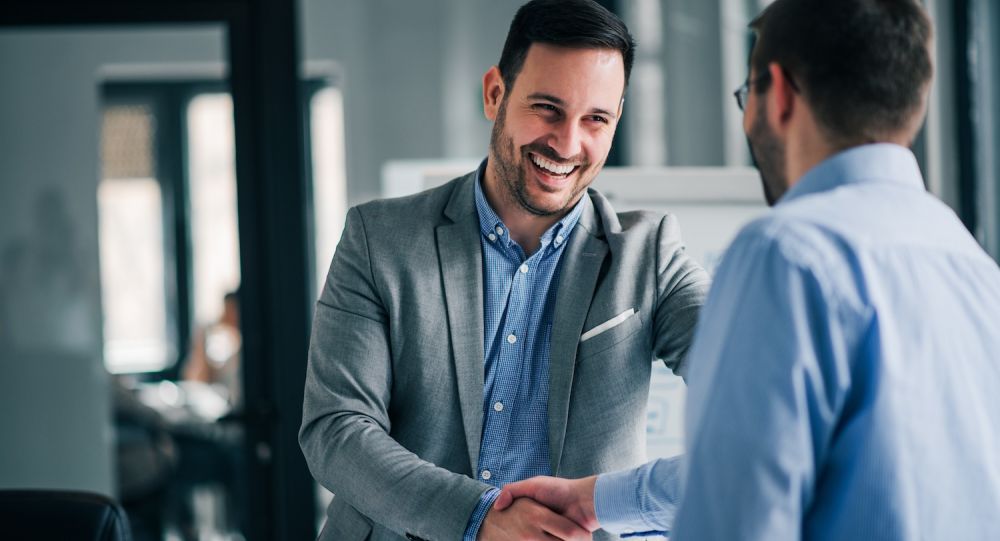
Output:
top-left (548, 196), bottom-right (607, 474)
top-left (436, 174), bottom-right (486, 471)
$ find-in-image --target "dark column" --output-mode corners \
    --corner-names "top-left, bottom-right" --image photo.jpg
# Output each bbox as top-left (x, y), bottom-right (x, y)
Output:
top-left (229, 0), bottom-right (315, 539)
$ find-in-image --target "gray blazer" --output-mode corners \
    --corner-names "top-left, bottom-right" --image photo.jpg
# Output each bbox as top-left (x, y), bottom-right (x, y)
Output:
top-left (300, 172), bottom-right (709, 541)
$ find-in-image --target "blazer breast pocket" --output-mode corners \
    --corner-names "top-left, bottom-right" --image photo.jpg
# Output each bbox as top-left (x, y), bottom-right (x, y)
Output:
top-left (576, 309), bottom-right (643, 362)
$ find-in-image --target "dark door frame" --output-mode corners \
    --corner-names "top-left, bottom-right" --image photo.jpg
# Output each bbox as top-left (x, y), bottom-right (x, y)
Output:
top-left (1, 3), bottom-right (316, 540)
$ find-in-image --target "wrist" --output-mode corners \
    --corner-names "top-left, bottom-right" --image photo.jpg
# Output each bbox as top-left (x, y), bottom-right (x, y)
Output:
top-left (464, 488), bottom-right (500, 541)
top-left (576, 476), bottom-right (599, 530)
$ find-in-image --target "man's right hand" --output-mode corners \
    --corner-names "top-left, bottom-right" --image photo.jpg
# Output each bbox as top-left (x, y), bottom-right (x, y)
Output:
top-left (477, 497), bottom-right (592, 541)
top-left (494, 475), bottom-right (599, 532)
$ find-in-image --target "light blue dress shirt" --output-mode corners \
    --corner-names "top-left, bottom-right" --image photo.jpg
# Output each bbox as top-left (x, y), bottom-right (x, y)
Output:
top-left (595, 144), bottom-right (1000, 539)
top-left (464, 160), bottom-right (586, 539)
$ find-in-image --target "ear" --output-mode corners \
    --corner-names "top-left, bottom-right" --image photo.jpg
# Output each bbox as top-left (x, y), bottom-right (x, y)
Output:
top-left (765, 61), bottom-right (796, 135)
top-left (483, 66), bottom-right (505, 121)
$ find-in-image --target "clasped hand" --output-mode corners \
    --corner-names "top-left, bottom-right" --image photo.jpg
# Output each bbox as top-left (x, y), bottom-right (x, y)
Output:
top-left (477, 475), bottom-right (599, 541)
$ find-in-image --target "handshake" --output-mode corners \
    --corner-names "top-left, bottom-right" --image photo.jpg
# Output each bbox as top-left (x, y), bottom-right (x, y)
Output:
top-left (479, 475), bottom-right (600, 541)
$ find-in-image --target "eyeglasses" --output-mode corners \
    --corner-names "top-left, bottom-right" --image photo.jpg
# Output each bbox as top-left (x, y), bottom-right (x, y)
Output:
top-left (733, 69), bottom-right (799, 112)
top-left (733, 72), bottom-right (771, 112)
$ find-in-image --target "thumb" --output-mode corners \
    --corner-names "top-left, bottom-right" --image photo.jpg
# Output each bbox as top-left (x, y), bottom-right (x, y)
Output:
top-left (493, 489), bottom-right (514, 511)
top-left (494, 478), bottom-right (541, 511)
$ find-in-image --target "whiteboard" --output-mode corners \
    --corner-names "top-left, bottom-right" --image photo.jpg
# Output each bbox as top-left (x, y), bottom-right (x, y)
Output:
top-left (382, 160), bottom-right (769, 459)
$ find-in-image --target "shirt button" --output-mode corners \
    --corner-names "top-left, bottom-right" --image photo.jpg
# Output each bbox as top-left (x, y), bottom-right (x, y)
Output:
top-left (493, 401), bottom-right (504, 412)
top-left (488, 233), bottom-right (497, 242)
top-left (556, 235), bottom-right (564, 244)
top-left (495, 226), bottom-right (504, 235)
top-left (519, 264), bottom-right (528, 274)
top-left (481, 470), bottom-right (492, 480)
top-left (506, 334), bottom-right (517, 344)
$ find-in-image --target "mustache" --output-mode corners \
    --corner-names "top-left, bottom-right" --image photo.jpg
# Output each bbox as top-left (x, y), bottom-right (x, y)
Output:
top-left (522, 143), bottom-right (586, 166)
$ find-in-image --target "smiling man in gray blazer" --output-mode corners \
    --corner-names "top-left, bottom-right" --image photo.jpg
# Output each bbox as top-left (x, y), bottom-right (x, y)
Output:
top-left (299, 1), bottom-right (709, 540)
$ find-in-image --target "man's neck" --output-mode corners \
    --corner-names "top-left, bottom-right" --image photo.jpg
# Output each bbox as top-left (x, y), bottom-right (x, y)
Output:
top-left (784, 115), bottom-right (839, 190)
top-left (482, 163), bottom-right (566, 256)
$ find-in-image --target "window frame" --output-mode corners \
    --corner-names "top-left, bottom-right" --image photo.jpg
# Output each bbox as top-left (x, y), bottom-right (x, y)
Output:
top-left (100, 77), bottom-right (337, 379)
top-left (101, 80), bottom-right (227, 379)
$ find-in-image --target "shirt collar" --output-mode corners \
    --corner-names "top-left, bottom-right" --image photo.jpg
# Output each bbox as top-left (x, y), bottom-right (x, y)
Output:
top-left (779, 143), bottom-right (925, 205)
top-left (473, 158), bottom-right (585, 251)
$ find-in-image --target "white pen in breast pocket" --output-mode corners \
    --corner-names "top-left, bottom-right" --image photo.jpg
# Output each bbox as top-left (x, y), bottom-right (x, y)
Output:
top-left (580, 308), bottom-right (636, 342)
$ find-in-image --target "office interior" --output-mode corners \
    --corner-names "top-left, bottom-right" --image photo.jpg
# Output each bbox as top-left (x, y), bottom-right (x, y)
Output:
top-left (0, 0), bottom-right (997, 539)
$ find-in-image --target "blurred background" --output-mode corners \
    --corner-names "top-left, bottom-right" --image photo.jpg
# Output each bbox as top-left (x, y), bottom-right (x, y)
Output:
top-left (0, 0), bottom-right (997, 539)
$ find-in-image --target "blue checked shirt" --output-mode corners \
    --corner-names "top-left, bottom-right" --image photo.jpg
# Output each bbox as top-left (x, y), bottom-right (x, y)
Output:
top-left (463, 160), bottom-right (586, 540)
top-left (594, 144), bottom-right (1000, 539)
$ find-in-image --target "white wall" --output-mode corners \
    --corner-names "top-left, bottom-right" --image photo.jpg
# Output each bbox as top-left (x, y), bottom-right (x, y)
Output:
top-left (299, 0), bottom-right (524, 205)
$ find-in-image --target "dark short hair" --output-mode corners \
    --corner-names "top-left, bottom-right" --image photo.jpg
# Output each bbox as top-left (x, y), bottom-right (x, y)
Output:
top-left (750, 0), bottom-right (933, 144)
top-left (498, 0), bottom-right (635, 92)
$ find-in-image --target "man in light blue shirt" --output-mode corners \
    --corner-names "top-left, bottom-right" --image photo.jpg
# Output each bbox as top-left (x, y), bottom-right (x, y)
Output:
top-left (496, 0), bottom-right (1000, 538)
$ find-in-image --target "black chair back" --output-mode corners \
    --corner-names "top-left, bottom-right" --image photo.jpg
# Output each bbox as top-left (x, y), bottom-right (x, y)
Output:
top-left (0, 490), bottom-right (132, 541)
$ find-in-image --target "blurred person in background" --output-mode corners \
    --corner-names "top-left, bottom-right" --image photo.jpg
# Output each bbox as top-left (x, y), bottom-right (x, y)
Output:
top-left (184, 289), bottom-right (242, 410)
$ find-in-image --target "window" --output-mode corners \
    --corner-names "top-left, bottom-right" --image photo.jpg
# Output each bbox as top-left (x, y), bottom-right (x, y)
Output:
top-left (308, 85), bottom-right (348, 295)
top-left (187, 93), bottom-right (241, 327)
top-left (97, 77), bottom-right (347, 374)
top-left (99, 102), bottom-right (174, 373)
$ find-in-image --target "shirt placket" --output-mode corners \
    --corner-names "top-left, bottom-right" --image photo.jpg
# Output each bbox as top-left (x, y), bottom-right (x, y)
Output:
top-left (502, 246), bottom-right (557, 478)
top-left (479, 239), bottom-right (526, 486)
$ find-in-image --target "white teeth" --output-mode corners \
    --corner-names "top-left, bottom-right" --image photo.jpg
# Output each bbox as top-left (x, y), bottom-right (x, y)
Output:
top-left (531, 154), bottom-right (575, 176)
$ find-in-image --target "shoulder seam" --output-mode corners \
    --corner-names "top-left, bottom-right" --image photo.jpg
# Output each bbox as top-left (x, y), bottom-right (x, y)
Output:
top-left (351, 205), bottom-right (383, 306)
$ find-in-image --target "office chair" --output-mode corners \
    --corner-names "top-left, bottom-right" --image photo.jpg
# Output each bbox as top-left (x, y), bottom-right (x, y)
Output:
top-left (0, 489), bottom-right (132, 541)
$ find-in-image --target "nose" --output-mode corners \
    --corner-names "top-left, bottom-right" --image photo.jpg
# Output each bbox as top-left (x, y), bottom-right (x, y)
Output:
top-left (547, 119), bottom-right (583, 161)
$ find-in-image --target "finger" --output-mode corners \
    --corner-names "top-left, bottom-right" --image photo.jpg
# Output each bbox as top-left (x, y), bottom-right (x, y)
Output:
top-left (539, 507), bottom-right (591, 541)
top-left (543, 534), bottom-right (590, 541)
top-left (500, 477), bottom-right (542, 503)
top-left (493, 489), bottom-right (513, 510)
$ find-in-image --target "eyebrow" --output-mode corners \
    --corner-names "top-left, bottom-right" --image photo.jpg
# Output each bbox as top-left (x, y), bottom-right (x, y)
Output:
top-left (526, 92), bottom-right (618, 120)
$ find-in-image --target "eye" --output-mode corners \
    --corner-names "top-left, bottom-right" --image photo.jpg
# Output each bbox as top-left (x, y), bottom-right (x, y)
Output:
top-left (587, 115), bottom-right (610, 125)
top-left (533, 103), bottom-right (560, 115)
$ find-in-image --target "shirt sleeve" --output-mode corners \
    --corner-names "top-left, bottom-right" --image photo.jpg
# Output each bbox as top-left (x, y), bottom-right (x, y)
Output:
top-left (672, 222), bottom-right (858, 541)
top-left (462, 488), bottom-right (501, 541)
top-left (594, 455), bottom-right (684, 537)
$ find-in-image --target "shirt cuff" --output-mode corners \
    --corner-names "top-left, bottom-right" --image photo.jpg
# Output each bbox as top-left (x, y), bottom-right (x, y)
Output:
top-left (595, 468), bottom-right (669, 538)
top-left (463, 487), bottom-right (501, 541)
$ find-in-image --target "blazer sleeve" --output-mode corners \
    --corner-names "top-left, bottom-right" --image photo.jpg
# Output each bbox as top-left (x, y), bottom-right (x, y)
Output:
top-left (652, 213), bottom-right (711, 378)
top-left (299, 206), bottom-right (489, 541)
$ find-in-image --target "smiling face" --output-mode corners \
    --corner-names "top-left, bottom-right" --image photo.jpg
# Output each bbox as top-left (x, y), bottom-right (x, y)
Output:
top-left (484, 43), bottom-right (625, 218)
